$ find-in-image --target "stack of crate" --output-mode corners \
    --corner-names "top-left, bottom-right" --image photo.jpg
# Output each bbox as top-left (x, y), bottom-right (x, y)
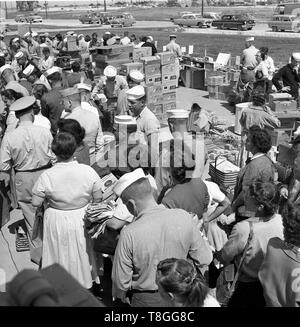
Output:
top-left (90, 45), bottom-right (133, 75)
top-left (132, 47), bottom-right (152, 62)
top-left (140, 51), bottom-right (177, 123)
top-left (206, 75), bottom-right (231, 101)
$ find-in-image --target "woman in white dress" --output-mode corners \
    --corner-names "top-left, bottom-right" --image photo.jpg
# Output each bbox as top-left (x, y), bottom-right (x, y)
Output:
top-left (156, 258), bottom-right (220, 307)
top-left (32, 132), bottom-right (103, 289)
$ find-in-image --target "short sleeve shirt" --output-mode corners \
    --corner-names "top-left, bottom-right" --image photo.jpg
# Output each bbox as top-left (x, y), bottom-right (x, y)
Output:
top-left (136, 107), bottom-right (160, 145)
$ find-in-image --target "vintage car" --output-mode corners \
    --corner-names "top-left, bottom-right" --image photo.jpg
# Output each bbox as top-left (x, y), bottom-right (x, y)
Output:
top-left (170, 11), bottom-right (193, 22)
top-left (212, 14), bottom-right (255, 30)
top-left (79, 13), bottom-right (102, 24)
top-left (268, 14), bottom-right (300, 32)
top-left (109, 13), bottom-right (136, 27)
top-left (26, 15), bottom-right (43, 23)
top-left (15, 15), bottom-right (27, 23)
top-left (202, 12), bottom-right (221, 21)
top-left (173, 13), bottom-right (213, 28)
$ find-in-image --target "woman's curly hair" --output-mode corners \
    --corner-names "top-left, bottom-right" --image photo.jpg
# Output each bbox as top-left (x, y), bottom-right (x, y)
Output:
top-left (279, 200), bottom-right (300, 247)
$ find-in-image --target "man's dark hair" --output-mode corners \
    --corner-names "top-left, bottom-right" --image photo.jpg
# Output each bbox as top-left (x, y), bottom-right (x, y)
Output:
top-left (248, 125), bottom-right (272, 153)
top-left (259, 47), bottom-right (269, 61)
top-left (71, 61), bottom-right (81, 73)
top-left (57, 118), bottom-right (85, 146)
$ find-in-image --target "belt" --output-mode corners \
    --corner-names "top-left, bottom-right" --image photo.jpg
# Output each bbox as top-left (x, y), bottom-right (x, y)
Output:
top-left (15, 162), bottom-right (52, 173)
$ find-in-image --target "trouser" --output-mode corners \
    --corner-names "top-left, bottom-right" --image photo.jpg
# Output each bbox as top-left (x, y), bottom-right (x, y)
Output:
top-left (228, 281), bottom-right (266, 307)
top-left (102, 98), bottom-right (117, 132)
top-left (116, 89), bottom-right (128, 116)
top-left (128, 290), bottom-right (167, 307)
top-left (15, 170), bottom-right (47, 265)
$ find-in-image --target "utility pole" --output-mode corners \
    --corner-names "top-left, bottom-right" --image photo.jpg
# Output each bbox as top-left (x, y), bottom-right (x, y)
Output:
top-left (104, 0), bottom-right (107, 12)
top-left (44, 1), bottom-right (48, 19)
top-left (202, 0), bottom-right (204, 16)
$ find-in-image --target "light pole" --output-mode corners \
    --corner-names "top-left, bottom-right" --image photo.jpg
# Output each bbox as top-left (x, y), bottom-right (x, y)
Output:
top-left (104, 0), bottom-right (107, 12)
top-left (44, 1), bottom-right (48, 19)
top-left (202, 0), bottom-right (204, 17)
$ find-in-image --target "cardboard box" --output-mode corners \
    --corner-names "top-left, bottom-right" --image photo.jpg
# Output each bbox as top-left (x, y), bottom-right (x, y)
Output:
top-left (145, 84), bottom-right (163, 98)
top-left (163, 102), bottom-right (177, 111)
top-left (269, 93), bottom-right (293, 108)
top-left (147, 95), bottom-right (163, 106)
top-left (95, 58), bottom-right (131, 70)
top-left (148, 103), bottom-right (163, 115)
top-left (132, 47), bottom-right (152, 61)
top-left (271, 100), bottom-right (297, 112)
top-left (101, 173), bottom-right (118, 201)
top-left (91, 45), bottom-right (133, 56)
top-left (144, 64), bottom-right (161, 77)
top-left (157, 51), bottom-right (175, 65)
top-left (162, 80), bottom-right (177, 93)
top-left (161, 63), bottom-right (177, 76)
top-left (67, 36), bottom-right (78, 51)
top-left (140, 56), bottom-right (160, 66)
top-left (275, 111), bottom-right (300, 129)
top-left (93, 52), bottom-right (131, 62)
top-left (119, 62), bottom-right (143, 76)
top-left (206, 75), bottom-right (224, 86)
top-left (145, 74), bottom-right (161, 85)
top-left (270, 130), bottom-right (293, 147)
top-left (163, 91), bottom-right (176, 103)
top-left (161, 74), bottom-right (177, 83)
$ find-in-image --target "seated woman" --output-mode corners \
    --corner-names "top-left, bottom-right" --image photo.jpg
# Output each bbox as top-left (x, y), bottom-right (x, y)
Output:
top-left (258, 200), bottom-right (300, 307)
top-left (161, 139), bottom-right (210, 220)
top-left (156, 258), bottom-right (220, 307)
top-left (32, 132), bottom-right (103, 289)
top-left (57, 119), bottom-right (90, 166)
top-left (219, 180), bottom-right (284, 307)
top-left (233, 125), bottom-right (277, 220)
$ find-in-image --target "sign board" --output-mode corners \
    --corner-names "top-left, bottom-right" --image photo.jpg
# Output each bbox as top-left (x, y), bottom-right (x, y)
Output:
top-left (215, 53), bottom-right (231, 67)
top-left (188, 45), bottom-right (194, 55)
top-left (181, 46), bottom-right (186, 53)
top-left (163, 46), bottom-right (167, 52)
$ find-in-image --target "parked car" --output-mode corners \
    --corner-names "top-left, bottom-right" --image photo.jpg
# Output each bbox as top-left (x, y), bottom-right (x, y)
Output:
top-left (170, 11), bottom-right (193, 22)
top-left (268, 14), bottom-right (300, 32)
top-left (79, 13), bottom-right (102, 24)
top-left (212, 14), bottom-right (255, 30)
top-left (109, 13), bottom-right (135, 27)
top-left (26, 15), bottom-right (43, 23)
top-left (15, 15), bottom-right (27, 23)
top-left (173, 14), bottom-right (213, 28)
top-left (202, 12), bottom-right (221, 21)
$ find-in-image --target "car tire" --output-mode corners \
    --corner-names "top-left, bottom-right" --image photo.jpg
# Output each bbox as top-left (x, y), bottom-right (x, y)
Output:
top-left (197, 23), bottom-right (203, 28)
top-left (272, 26), bottom-right (277, 32)
top-left (178, 24), bottom-right (183, 27)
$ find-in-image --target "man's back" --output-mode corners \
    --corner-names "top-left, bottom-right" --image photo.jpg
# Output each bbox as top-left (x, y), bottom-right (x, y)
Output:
top-left (242, 45), bottom-right (258, 68)
top-left (112, 204), bottom-right (212, 292)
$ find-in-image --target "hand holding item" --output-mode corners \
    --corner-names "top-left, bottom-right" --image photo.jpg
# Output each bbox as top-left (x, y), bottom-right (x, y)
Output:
top-left (281, 86), bottom-right (291, 92)
top-left (279, 187), bottom-right (289, 199)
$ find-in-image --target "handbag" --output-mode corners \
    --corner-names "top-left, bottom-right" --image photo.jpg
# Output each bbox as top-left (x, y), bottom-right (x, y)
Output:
top-left (216, 221), bottom-right (254, 306)
top-left (32, 203), bottom-right (45, 241)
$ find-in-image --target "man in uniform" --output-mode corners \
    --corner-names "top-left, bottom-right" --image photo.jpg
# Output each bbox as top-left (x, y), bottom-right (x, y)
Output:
top-left (60, 87), bottom-right (104, 164)
top-left (0, 96), bottom-right (54, 264)
top-left (165, 34), bottom-right (182, 87)
top-left (126, 85), bottom-right (160, 167)
top-left (240, 36), bottom-right (258, 84)
top-left (111, 168), bottom-right (213, 307)
top-left (0, 64), bottom-right (29, 96)
top-left (92, 66), bottom-right (128, 131)
top-left (41, 66), bottom-right (64, 135)
top-left (272, 52), bottom-right (300, 100)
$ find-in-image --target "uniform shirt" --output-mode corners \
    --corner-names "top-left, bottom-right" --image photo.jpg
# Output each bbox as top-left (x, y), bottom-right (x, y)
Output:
top-left (33, 114), bottom-right (51, 130)
top-left (92, 75), bottom-right (128, 99)
top-left (166, 40), bottom-right (182, 58)
top-left (81, 101), bottom-right (99, 117)
top-left (258, 237), bottom-right (300, 307)
top-left (62, 105), bottom-right (104, 155)
top-left (41, 88), bottom-right (64, 135)
top-left (241, 45), bottom-right (258, 68)
top-left (136, 106), bottom-right (160, 145)
top-left (221, 214), bottom-right (284, 282)
top-left (120, 36), bottom-right (131, 45)
top-left (39, 56), bottom-right (54, 72)
top-left (112, 204), bottom-right (213, 294)
top-left (0, 121), bottom-right (54, 171)
top-left (272, 63), bottom-right (300, 99)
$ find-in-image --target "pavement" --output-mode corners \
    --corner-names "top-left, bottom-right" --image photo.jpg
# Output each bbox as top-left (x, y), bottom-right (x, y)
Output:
top-left (0, 86), bottom-right (235, 292)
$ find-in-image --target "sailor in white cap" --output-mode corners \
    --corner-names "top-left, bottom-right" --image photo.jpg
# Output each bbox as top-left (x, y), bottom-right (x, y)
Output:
top-left (241, 36), bottom-right (259, 83)
top-left (76, 79), bottom-right (101, 117)
top-left (126, 85), bottom-right (160, 162)
top-left (273, 52), bottom-right (300, 99)
top-left (23, 63), bottom-right (51, 91)
top-left (165, 34), bottom-right (182, 87)
top-left (0, 64), bottom-right (29, 96)
top-left (91, 65), bottom-right (128, 131)
top-left (60, 87), bottom-right (104, 163)
top-left (120, 31), bottom-right (131, 46)
top-left (117, 70), bottom-right (145, 115)
top-left (40, 46), bottom-right (54, 73)
top-left (40, 66), bottom-right (64, 135)
top-left (0, 95), bottom-right (54, 264)
top-left (111, 167), bottom-right (212, 306)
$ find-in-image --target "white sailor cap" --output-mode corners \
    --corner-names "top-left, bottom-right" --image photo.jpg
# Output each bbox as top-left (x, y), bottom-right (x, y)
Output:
top-left (167, 109), bottom-right (189, 119)
top-left (0, 64), bottom-right (14, 77)
top-left (66, 31), bottom-right (75, 36)
top-left (23, 32), bottom-right (30, 38)
top-left (292, 52), bottom-right (300, 61)
top-left (32, 32), bottom-right (38, 37)
top-left (44, 66), bottom-right (61, 77)
top-left (107, 37), bottom-right (116, 46)
top-left (103, 65), bottom-right (117, 78)
top-left (0, 33), bottom-right (4, 38)
top-left (129, 70), bottom-right (144, 83)
top-left (23, 64), bottom-right (35, 76)
top-left (104, 31), bottom-right (111, 35)
top-left (40, 43), bottom-right (49, 48)
top-left (15, 51), bottom-right (24, 59)
top-left (44, 32), bottom-right (49, 37)
top-left (126, 85), bottom-right (145, 101)
top-left (246, 36), bottom-right (254, 42)
top-left (147, 35), bottom-right (153, 42)
top-left (12, 37), bottom-right (19, 43)
top-left (10, 96), bottom-right (36, 112)
top-left (76, 82), bottom-right (92, 92)
top-left (78, 34), bottom-right (84, 39)
top-left (0, 52), bottom-right (5, 57)
top-left (113, 168), bottom-right (146, 197)
top-left (33, 79), bottom-right (49, 89)
top-left (170, 34), bottom-right (177, 38)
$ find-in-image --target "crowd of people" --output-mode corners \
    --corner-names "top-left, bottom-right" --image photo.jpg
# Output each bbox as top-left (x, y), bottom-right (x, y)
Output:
top-left (0, 28), bottom-right (299, 308)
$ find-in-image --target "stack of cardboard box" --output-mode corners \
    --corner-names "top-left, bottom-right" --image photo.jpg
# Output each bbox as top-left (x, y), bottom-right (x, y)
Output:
top-left (140, 51), bottom-right (177, 123)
